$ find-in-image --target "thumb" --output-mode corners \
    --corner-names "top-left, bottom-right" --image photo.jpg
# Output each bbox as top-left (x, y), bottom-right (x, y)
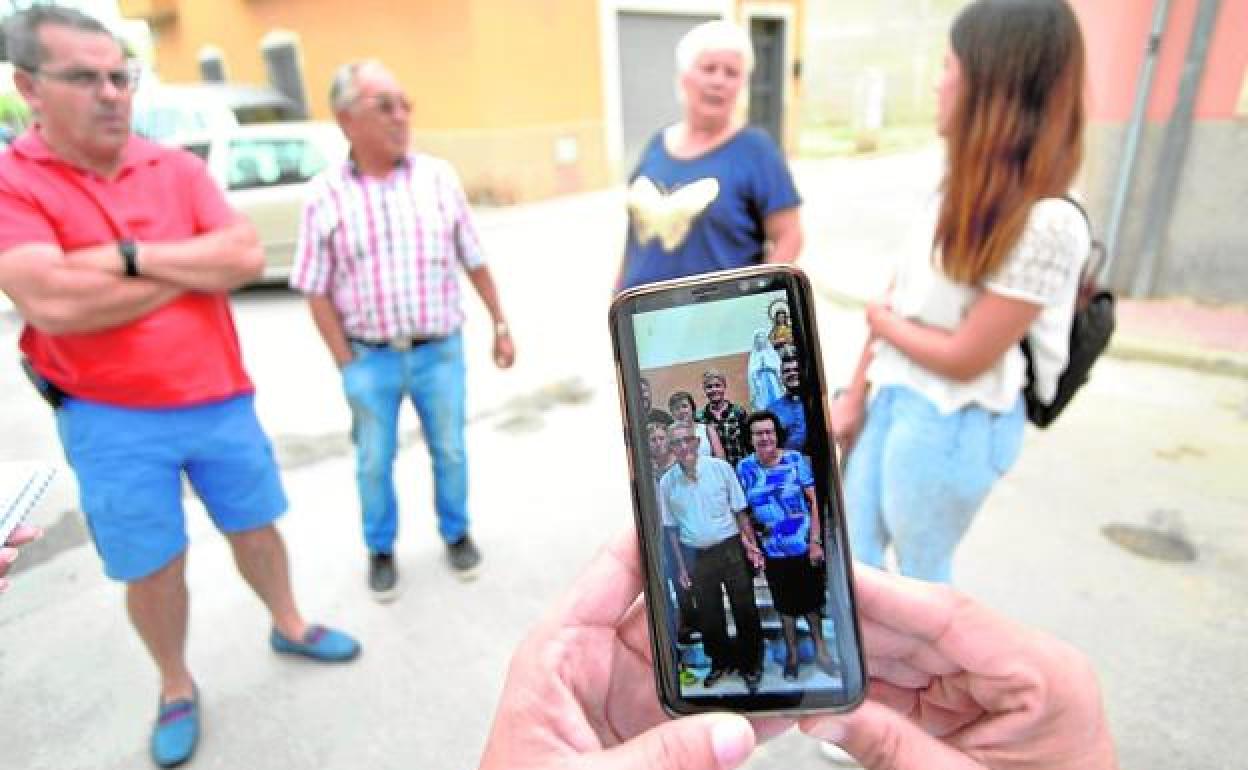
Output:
top-left (801, 701), bottom-right (984, 770)
top-left (595, 713), bottom-right (756, 770)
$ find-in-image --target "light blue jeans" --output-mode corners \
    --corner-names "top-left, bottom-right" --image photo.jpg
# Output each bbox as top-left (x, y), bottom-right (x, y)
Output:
top-left (341, 332), bottom-right (469, 554)
top-left (844, 385), bottom-right (1026, 583)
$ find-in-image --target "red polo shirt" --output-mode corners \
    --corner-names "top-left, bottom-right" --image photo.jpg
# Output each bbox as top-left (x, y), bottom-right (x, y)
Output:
top-left (0, 129), bottom-right (254, 407)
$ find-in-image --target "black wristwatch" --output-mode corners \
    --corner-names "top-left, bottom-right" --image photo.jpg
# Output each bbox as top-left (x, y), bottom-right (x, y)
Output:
top-left (119, 238), bottom-right (139, 277)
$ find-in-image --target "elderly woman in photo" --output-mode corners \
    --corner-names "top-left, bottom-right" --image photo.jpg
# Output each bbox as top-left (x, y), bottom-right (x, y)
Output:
top-left (667, 390), bottom-right (725, 460)
top-left (615, 19), bottom-right (803, 290)
top-left (736, 410), bottom-right (839, 682)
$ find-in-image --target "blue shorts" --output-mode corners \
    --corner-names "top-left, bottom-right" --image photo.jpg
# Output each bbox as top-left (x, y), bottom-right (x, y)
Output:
top-left (56, 394), bottom-right (288, 582)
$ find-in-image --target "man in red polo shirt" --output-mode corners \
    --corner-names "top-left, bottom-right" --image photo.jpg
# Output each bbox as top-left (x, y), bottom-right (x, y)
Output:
top-left (0, 8), bottom-right (359, 767)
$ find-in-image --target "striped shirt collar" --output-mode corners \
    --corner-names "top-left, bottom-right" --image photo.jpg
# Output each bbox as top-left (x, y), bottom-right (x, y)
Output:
top-left (346, 152), bottom-right (411, 178)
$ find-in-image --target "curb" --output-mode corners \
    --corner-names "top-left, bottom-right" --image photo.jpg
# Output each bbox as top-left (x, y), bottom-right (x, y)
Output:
top-left (1108, 335), bottom-right (1248, 380)
top-left (812, 284), bottom-right (1248, 381)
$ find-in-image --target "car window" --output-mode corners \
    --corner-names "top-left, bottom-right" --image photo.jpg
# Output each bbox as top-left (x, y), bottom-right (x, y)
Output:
top-left (235, 105), bottom-right (297, 125)
top-left (134, 105), bottom-right (211, 142)
top-left (181, 143), bottom-right (210, 162)
top-left (226, 137), bottom-right (327, 191)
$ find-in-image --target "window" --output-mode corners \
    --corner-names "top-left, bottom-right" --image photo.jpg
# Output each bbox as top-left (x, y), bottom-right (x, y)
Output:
top-left (235, 104), bottom-right (297, 125)
top-left (226, 137), bottom-right (327, 190)
top-left (181, 142), bottom-right (210, 162)
top-left (133, 105), bottom-right (211, 142)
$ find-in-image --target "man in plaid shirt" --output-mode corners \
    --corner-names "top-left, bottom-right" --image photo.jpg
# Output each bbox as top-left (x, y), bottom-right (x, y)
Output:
top-left (291, 59), bottom-right (515, 600)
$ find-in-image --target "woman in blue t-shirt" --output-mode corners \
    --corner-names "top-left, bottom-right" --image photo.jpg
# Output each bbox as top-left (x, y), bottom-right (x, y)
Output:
top-left (736, 410), bottom-right (839, 683)
top-left (615, 20), bottom-right (803, 291)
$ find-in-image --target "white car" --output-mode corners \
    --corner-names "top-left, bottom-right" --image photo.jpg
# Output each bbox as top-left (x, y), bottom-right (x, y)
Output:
top-left (133, 82), bottom-right (298, 144)
top-left (179, 122), bottom-right (348, 283)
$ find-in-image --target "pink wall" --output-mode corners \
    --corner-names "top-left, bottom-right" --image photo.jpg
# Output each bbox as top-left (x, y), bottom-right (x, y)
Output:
top-left (1072, 0), bottom-right (1248, 122)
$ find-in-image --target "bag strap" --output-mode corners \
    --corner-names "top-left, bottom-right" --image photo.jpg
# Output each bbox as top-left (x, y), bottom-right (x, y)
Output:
top-left (1058, 194), bottom-right (1106, 287)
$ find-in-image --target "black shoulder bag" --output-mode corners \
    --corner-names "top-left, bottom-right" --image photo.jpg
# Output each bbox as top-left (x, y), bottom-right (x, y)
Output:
top-left (1020, 197), bottom-right (1116, 428)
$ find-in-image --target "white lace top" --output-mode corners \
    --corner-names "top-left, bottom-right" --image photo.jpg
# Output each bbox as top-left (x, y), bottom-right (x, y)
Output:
top-left (868, 197), bottom-right (1090, 414)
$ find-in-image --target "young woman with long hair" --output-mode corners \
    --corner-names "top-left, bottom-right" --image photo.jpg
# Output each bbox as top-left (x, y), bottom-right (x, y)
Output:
top-left (831, 0), bottom-right (1091, 584)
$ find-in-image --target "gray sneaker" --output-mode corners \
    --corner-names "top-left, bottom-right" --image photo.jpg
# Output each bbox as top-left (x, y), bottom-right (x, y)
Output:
top-left (369, 552), bottom-right (399, 602)
top-left (446, 535), bottom-right (481, 580)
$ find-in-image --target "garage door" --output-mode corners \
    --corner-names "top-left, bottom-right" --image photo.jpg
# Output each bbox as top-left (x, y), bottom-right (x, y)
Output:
top-left (617, 11), bottom-right (717, 176)
top-left (748, 17), bottom-right (786, 146)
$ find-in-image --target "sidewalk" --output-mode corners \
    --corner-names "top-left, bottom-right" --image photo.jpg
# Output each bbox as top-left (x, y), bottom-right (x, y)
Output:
top-left (785, 150), bottom-right (1248, 380)
top-left (807, 273), bottom-right (1248, 380)
top-left (1111, 297), bottom-right (1248, 378)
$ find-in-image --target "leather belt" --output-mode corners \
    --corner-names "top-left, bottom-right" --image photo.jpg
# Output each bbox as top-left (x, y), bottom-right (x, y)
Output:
top-left (349, 335), bottom-right (441, 352)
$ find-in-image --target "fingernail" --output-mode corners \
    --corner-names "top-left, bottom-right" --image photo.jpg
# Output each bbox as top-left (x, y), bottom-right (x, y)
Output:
top-left (710, 716), bottom-right (752, 769)
top-left (0, 547), bottom-right (17, 565)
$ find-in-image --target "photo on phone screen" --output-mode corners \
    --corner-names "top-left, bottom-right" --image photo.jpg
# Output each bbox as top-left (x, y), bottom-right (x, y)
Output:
top-left (610, 266), bottom-right (865, 715)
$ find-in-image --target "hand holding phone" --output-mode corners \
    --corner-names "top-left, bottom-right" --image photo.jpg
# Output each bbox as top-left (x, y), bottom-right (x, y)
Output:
top-left (478, 529), bottom-right (780, 770)
top-left (800, 564), bottom-right (1119, 770)
top-left (609, 265), bottom-right (866, 716)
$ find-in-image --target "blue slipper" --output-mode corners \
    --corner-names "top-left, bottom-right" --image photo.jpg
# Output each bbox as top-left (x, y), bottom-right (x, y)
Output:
top-left (150, 685), bottom-right (199, 768)
top-left (270, 624), bottom-right (360, 662)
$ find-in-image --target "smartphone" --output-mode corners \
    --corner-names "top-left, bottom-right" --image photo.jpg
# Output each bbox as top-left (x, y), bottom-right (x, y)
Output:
top-left (609, 265), bottom-right (866, 716)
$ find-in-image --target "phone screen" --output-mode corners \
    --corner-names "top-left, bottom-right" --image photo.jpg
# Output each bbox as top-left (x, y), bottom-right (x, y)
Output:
top-left (610, 266), bottom-right (865, 715)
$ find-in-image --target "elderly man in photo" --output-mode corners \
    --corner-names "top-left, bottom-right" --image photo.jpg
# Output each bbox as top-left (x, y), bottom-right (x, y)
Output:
top-left (290, 59), bottom-right (515, 600)
top-left (659, 420), bottom-right (764, 692)
top-left (0, 8), bottom-right (358, 767)
top-left (647, 419), bottom-right (698, 650)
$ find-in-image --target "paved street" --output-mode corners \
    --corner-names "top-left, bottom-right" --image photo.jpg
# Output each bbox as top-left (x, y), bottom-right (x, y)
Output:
top-left (2, 148), bottom-right (1246, 769)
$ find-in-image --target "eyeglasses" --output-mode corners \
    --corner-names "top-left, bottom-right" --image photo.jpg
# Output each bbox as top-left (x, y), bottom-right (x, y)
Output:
top-left (29, 63), bottom-right (141, 93)
top-left (360, 93), bottom-right (411, 116)
top-left (672, 437), bottom-right (700, 446)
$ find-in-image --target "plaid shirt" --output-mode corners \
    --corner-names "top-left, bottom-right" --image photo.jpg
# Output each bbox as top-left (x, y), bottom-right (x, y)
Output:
top-left (290, 153), bottom-right (485, 340)
top-left (696, 401), bottom-right (750, 468)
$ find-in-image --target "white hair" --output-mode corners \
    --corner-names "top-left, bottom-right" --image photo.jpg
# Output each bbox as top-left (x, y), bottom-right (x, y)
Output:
top-left (675, 20), bottom-right (755, 76)
top-left (329, 58), bottom-right (386, 112)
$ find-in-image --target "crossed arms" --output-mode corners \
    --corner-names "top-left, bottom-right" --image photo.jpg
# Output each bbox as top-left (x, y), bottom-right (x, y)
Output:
top-left (0, 219), bottom-right (263, 335)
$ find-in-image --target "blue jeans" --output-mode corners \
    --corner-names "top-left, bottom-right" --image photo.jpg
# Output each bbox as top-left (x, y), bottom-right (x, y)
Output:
top-left (843, 385), bottom-right (1025, 583)
top-left (341, 332), bottom-right (469, 553)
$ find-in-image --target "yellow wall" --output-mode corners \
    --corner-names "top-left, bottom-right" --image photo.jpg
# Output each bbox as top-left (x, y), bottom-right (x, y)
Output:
top-left (465, 0), bottom-right (605, 129)
top-left (132, 0), bottom-right (805, 201)
top-left (147, 0), bottom-right (480, 127)
top-left (138, 0), bottom-right (609, 200)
